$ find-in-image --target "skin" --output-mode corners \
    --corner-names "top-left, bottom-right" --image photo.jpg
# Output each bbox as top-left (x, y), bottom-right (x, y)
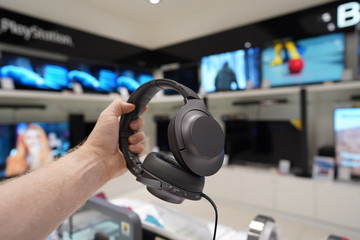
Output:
top-left (0, 99), bottom-right (146, 240)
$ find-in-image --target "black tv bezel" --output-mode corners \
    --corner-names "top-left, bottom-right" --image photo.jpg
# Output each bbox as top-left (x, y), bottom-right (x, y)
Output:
top-left (163, 61), bottom-right (201, 95)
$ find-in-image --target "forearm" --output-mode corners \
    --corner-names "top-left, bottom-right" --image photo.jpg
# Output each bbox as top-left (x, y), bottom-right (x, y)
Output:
top-left (0, 145), bottom-right (110, 240)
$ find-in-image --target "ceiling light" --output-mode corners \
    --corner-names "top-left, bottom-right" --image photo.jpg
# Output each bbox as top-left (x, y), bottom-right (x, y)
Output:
top-left (149, 0), bottom-right (160, 4)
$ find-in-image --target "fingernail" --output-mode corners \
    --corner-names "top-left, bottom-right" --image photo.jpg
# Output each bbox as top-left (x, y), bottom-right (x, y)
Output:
top-left (129, 145), bottom-right (137, 152)
top-left (130, 136), bottom-right (137, 143)
top-left (132, 121), bottom-right (139, 129)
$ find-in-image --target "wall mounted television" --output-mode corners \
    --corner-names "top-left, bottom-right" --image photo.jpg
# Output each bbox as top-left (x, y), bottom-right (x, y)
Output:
top-left (68, 59), bottom-right (118, 94)
top-left (334, 107), bottom-right (360, 178)
top-left (354, 23), bottom-right (360, 80)
top-left (117, 68), bottom-right (153, 93)
top-left (261, 32), bottom-right (345, 87)
top-left (163, 63), bottom-right (200, 95)
top-left (200, 48), bottom-right (261, 93)
top-left (0, 52), bottom-right (69, 91)
top-left (224, 118), bottom-right (306, 174)
top-left (0, 122), bottom-right (70, 179)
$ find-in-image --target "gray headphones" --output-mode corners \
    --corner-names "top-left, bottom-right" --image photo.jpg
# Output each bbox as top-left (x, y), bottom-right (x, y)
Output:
top-left (119, 79), bottom-right (224, 204)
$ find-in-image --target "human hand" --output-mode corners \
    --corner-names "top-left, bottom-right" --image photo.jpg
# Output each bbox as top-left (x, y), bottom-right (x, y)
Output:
top-left (83, 99), bottom-right (146, 179)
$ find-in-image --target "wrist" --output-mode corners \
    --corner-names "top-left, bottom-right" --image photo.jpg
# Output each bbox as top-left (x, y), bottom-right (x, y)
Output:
top-left (79, 142), bottom-right (124, 181)
top-left (69, 144), bottom-right (111, 183)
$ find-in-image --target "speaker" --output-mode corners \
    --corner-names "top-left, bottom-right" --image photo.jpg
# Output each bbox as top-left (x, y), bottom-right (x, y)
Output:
top-left (119, 79), bottom-right (224, 204)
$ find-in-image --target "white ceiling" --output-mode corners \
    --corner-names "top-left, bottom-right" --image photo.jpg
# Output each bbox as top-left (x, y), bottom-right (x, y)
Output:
top-left (0, 0), bottom-right (335, 50)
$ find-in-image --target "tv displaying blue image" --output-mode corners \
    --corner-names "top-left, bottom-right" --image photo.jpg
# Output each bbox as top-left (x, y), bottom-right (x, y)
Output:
top-left (0, 122), bottom-right (70, 178)
top-left (68, 61), bottom-right (118, 93)
top-left (117, 69), bottom-right (153, 93)
top-left (200, 48), bottom-right (261, 93)
top-left (334, 107), bottom-right (360, 177)
top-left (262, 33), bottom-right (345, 87)
top-left (0, 52), bottom-right (69, 91)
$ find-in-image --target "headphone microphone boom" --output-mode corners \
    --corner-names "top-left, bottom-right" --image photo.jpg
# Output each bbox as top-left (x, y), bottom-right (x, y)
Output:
top-left (119, 79), bottom-right (225, 204)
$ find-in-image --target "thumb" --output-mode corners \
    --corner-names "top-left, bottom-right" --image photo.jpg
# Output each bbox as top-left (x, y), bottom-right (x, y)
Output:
top-left (107, 99), bottom-right (135, 117)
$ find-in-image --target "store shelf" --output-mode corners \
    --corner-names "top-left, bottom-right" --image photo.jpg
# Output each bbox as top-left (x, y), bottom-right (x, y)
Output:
top-left (206, 165), bottom-right (360, 232)
top-left (205, 86), bottom-right (300, 100)
top-left (0, 89), bottom-right (120, 103)
top-left (1, 80), bottom-right (360, 107)
top-left (306, 80), bottom-right (360, 93)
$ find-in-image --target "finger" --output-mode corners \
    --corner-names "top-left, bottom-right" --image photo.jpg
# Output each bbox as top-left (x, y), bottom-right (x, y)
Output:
top-left (129, 118), bottom-right (144, 131)
top-left (105, 99), bottom-right (135, 117)
top-left (128, 131), bottom-right (145, 145)
top-left (128, 143), bottom-right (144, 154)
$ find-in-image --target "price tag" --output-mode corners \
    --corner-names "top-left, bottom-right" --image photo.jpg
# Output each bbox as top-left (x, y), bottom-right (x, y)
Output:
top-left (1, 77), bottom-right (15, 90)
top-left (120, 87), bottom-right (129, 100)
top-left (72, 82), bottom-right (83, 94)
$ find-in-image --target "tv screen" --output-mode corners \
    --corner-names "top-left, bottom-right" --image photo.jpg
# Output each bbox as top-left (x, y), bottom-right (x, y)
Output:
top-left (0, 122), bottom-right (70, 178)
top-left (261, 32), bottom-right (345, 87)
top-left (117, 69), bottom-right (153, 93)
top-left (0, 52), bottom-right (69, 91)
top-left (68, 60), bottom-right (118, 93)
top-left (200, 48), bottom-right (261, 93)
top-left (224, 119), bottom-right (305, 173)
top-left (356, 25), bottom-right (360, 80)
top-left (163, 64), bottom-right (200, 95)
top-left (334, 108), bottom-right (360, 177)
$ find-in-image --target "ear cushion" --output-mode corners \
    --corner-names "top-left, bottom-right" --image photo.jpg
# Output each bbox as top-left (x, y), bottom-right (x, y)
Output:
top-left (142, 152), bottom-right (204, 193)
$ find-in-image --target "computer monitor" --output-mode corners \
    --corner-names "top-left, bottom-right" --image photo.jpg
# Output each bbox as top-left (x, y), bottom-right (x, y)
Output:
top-left (0, 121), bottom-right (70, 178)
top-left (117, 68), bottom-right (153, 93)
top-left (224, 119), bottom-right (305, 173)
top-left (163, 63), bottom-right (200, 95)
top-left (334, 107), bottom-right (360, 177)
top-left (68, 60), bottom-right (118, 93)
top-left (261, 32), bottom-right (345, 87)
top-left (0, 52), bottom-right (69, 91)
top-left (200, 48), bottom-right (261, 93)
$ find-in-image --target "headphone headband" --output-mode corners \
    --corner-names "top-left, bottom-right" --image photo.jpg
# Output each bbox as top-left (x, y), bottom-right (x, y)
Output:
top-left (127, 79), bottom-right (199, 119)
top-left (119, 79), bottom-right (201, 176)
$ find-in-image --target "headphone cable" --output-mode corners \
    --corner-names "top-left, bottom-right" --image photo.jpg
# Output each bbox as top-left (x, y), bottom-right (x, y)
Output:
top-left (201, 193), bottom-right (218, 240)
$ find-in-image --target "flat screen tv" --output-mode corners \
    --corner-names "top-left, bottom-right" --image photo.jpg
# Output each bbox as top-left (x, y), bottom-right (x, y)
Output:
top-left (334, 107), bottom-right (360, 177)
top-left (0, 52), bottom-right (69, 91)
top-left (261, 32), bottom-right (345, 87)
top-left (117, 68), bottom-right (153, 93)
top-left (0, 122), bottom-right (70, 179)
top-left (200, 48), bottom-right (261, 93)
top-left (224, 119), bottom-right (305, 174)
top-left (68, 60), bottom-right (118, 93)
top-left (355, 24), bottom-right (360, 80)
top-left (163, 64), bottom-right (200, 95)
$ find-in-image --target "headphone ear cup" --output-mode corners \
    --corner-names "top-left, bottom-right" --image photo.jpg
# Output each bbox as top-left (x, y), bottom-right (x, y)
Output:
top-left (167, 115), bottom-right (191, 173)
top-left (168, 105), bottom-right (224, 177)
top-left (142, 152), bottom-right (204, 203)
